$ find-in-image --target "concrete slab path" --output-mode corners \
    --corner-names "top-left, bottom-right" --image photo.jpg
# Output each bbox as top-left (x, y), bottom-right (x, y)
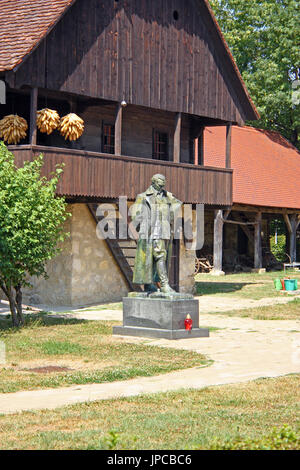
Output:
top-left (1, 311), bottom-right (299, 415)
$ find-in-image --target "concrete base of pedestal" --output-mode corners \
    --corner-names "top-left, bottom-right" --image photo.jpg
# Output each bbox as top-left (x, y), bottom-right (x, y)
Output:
top-left (112, 297), bottom-right (209, 340)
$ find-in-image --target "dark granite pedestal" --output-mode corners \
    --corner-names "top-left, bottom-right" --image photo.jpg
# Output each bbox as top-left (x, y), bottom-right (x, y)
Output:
top-left (113, 296), bottom-right (209, 340)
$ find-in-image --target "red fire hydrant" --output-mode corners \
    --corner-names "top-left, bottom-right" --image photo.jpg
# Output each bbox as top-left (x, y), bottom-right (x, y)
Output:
top-left (184, 314), bottom-right (193, 331)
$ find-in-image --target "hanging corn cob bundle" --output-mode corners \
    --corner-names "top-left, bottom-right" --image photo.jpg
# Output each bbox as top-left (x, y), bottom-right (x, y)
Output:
top-left (59, 113), bottom-right (84, 141)
top-left (0, 114), bottom-right (28, 144)
top-left (36, 108), bottom-right (60, 135)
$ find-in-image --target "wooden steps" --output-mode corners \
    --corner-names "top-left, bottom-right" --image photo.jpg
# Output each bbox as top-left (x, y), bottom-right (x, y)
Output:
top-left (87, 203), bottom-right (142, 292)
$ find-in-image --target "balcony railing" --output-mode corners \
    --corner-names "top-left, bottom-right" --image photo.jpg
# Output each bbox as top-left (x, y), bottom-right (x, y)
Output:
top-left (9, 145), bottom-right (232, 205)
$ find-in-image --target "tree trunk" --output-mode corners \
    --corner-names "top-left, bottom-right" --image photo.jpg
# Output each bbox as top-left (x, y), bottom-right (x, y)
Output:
top-left (15, 284), bottom-right (24, 326)
top-left (291, 128), bottom-right (298, 147)
top-left (0, 282), bottom-right (24, 327)
top-left (7, 286), bottom-right (20, 327)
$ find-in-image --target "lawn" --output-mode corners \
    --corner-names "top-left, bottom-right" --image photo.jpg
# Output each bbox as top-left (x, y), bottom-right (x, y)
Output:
top-left (0, 315), bottom-right (210, 393)
top-left (0, 374), bottom-right (299, 450)
top-left (195, 270), bottom-right (300, 300)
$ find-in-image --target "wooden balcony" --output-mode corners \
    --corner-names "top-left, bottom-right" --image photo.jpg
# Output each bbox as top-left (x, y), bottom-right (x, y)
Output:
top-left (8, 145), bottom-right (232, 205)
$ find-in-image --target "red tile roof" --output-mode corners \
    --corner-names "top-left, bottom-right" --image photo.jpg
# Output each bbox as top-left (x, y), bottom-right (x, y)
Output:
top-left (204, 126), bottom-right (300, 210)
top-left (0, 0), bottom-right (75, 71)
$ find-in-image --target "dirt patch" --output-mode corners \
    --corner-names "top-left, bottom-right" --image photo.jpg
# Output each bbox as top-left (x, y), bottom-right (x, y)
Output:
top-left (22, 366), bottom-right (73, 374)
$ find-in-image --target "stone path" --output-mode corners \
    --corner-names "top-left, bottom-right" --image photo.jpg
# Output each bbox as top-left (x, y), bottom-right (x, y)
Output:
top-left (1, 306), bottom-right (299, 415)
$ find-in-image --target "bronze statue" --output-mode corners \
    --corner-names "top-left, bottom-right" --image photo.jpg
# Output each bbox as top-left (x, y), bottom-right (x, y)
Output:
top-left (131, 174), bottom-right (182, 294)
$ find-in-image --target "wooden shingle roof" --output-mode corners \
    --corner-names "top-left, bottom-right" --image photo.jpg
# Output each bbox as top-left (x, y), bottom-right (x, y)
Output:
top-left (0, 0), bottom-right (75, 71)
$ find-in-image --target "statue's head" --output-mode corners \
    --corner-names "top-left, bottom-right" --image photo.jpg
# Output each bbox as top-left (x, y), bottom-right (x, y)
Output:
top-left (151, 174), bottom-right (166, 191)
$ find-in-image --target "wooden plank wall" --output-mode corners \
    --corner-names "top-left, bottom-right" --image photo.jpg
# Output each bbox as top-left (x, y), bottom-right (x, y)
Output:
top-left (10, 145), bottom-right (233, 205)
top-left (7, 0), bottom-right (255, 124)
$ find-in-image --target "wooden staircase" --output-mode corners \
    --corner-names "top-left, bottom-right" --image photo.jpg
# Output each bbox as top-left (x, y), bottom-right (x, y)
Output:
top-left (87, 203), bottom-right (142, 292)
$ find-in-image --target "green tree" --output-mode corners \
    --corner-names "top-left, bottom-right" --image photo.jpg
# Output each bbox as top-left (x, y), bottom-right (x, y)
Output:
top-left (210, 0), bottom-right (300, 148)
top-left (0, 142), bottom-right (70, 327)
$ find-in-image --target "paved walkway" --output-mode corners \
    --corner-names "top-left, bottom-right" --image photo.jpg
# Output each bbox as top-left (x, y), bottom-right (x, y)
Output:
top-left (1, 305), bottom-right (299, 415)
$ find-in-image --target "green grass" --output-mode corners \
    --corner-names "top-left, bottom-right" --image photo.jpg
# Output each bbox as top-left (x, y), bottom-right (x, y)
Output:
top-left (207, 297), bottom-right (300, 320)
top-left (0, 375), bottom-right (299, 450)
top-left (0, 315), bottom-right (210, 393)
top-left (195, 270), bottom-right (300, 300)
top-left (39, 340), bottom-right (87, 356)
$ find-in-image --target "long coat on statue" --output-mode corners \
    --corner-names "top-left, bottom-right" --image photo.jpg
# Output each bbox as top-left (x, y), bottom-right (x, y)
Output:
top-left (131, 185), bottom-right (182, 285)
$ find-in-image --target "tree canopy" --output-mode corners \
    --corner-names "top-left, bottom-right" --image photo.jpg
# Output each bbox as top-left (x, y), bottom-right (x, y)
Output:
top-left (210, 0), bottom-right (300, 148)
top-left (0, 142), bottom-right (70, 326)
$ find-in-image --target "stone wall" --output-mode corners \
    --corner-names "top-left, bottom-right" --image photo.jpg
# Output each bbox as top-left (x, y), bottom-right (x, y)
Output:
top-left (70, 204), bottom-right (129, 305)
top-left (19, 202), bottom-right (197, 306)
top-left (23, 204), bottom-right (129, 307)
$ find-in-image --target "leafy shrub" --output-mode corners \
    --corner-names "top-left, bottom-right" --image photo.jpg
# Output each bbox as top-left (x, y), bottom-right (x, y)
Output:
top-left (208, 425), bottom-right (300, 450)
top-left (270, 234), bottom-right (287, 262)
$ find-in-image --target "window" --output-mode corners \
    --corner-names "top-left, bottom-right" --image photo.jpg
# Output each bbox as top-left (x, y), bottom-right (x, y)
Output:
top-left (152, 130), bottom-right (168, 160)
top-left (173, 10), bottom-right (179, 21)
top-left (102, 122), bottom-right (115, 154)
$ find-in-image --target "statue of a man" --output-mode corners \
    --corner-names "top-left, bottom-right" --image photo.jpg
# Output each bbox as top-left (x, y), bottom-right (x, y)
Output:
top-left (131, 174), bottom-right (182, 294)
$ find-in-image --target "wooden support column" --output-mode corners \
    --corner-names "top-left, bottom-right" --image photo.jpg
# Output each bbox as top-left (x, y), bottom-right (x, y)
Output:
top-left (254, 211), bottom-right (262, 269)
top-left (29, 87), bottom-right (38, 145)
top-left (173, 112), bottom-right (181, 163)
top-left (284, 213), bottom-right (300, 262)
top-left (198, 127), bottom-right (204, 165)
top-left (226, 124), bottom-right (232, 169)
top-left (193, 126), bottom-right (204, 165)
top-left (115, 103), bottom-right (123, 155)
top-left (212, 209), bottom-right (224, 275)
top-left (194, 138), bottom-right (198, 165)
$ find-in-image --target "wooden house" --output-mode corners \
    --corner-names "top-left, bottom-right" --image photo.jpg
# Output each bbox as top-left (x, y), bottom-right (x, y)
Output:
top-left (0, 0), bottom-right (259, 305)
top-left (204, 126), bottom-right (300, 273)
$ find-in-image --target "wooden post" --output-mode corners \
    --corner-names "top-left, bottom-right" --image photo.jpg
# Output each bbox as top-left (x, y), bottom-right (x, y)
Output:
top-left (198, 127), bottom-right (204, 165)
top-left (284, 213), bottom-right (299, 262)
top-left (115, 103), bottom-right (123, 155)
top-left (254, 211), bottom-right (262, 269)
top-left (212, 209), bottom-right (224, 275)
top-left (29, 87), bottom-right (38, 145)
top-left (194, 138), bottom-right (198, 165)
top-left (226, 124), bottom-right (232, 169)
top-left (173, 112), bottom-right (181, 163)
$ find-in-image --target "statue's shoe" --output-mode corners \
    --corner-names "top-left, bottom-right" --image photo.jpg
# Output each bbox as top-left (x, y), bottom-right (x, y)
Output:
top-left (160, 284), bottom-right (176, 294)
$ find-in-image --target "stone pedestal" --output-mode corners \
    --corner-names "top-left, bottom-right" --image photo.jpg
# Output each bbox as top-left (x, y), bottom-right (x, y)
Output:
top-left (113, 297), bottom-right (209, 340)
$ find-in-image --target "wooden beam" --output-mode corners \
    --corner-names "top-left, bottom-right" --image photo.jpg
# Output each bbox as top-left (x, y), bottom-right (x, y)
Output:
top-left (194, 138), bottom-right (198, 165)
top-left (173, 112), bottom-right (182, 163)
top-left (223, 209), bottom-right (231, 221)
top-left (29, 87), bottom-right (38, 145)
top-left (233, 204), bottom-right (300, 215)
top-left (254, 211), bottom-right (262, 269)
top-left (115, 103), bottom-right (123, 155)
top-left (223, 219), bottom-right (258, 226)
top-left (286, 214), bottom-right (299, 262)
top-left (198, 127), bottom-right (204, 165)
top-left (283, 212), bottom-right (292, 234)
top-left (212, 209), bottom-right (224, 273)
top-left (226, 124), bottom-right (232, 169)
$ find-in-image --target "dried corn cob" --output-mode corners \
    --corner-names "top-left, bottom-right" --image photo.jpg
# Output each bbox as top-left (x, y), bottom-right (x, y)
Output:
top-left (0, 114), bottom-right (28, 144)
top-left (59, 113), bottom-right (84, 141)
top-left (36, 108), bottom-right (60, 135)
